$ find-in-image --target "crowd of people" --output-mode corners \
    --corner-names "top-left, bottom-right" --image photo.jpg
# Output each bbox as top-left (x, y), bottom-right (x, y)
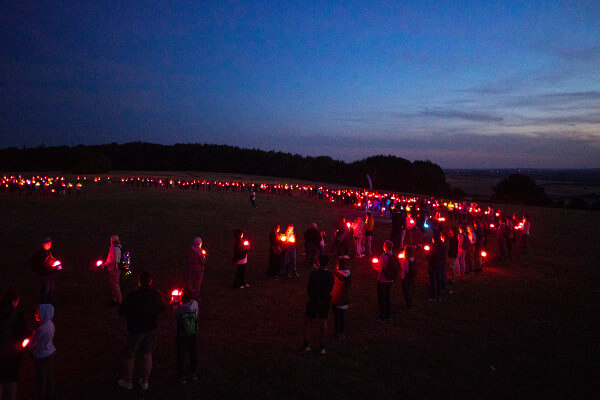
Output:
top-left (0, 175), bottom-right (534, 398)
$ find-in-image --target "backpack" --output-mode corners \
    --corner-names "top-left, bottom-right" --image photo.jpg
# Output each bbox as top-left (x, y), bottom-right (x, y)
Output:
top-left (383, 254), bottom-right (400, 281)
top-left (407, 258), bottom-right (417, 278)
top-left (461, 234), bottom-right (471, 250)
top-left (178, 311), bottom-right (197, 336)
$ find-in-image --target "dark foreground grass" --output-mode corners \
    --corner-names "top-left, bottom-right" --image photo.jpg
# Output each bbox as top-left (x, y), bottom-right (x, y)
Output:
top-left (1, 180), bottom-right (599, 399)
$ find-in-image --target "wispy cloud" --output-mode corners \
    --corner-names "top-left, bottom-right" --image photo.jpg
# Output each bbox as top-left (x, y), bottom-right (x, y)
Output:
top-left (419, 109), bottom-right (503, 122)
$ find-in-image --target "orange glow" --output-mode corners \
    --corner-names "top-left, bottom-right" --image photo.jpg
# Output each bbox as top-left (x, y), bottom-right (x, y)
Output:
top-left (171, 289), bottom-right (181, 296)
top-left (202, 249), bottom-right (207, 255)
top-left (22, 338), bottom-right (30, 348)
top-left (279, 235), bottom-right (287, 242)
top-left (423, 245), bottom-right (430, 251)
top-left (481, 251), bottom-right (487, 258)
top-left (346, 222), bottom-right (351, 228)
top-left (96, 260), bottom-right (103, 267)
top-left (398, 253), bottom-right (405, 259)
top-left (243, 240), bottom-right (250, 246)
top-left (372, 257), bottom-right (379, 264)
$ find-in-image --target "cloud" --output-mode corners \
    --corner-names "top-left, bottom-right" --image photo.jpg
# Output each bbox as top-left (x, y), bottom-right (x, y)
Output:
top-left (419, 109), bottom-right (503, 122)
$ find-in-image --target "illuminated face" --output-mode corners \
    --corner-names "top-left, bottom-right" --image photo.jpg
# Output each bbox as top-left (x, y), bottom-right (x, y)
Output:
top-left (43, 242), bottom-right (52, 251)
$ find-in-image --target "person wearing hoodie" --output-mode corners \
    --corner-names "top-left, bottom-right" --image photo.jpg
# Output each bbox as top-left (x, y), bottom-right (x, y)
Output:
top-left (188, 237), bottom-right (206, 299)
top-left (30, 304), bottom-right (56, 400)
top-left (330, 258), bottom-right (351, 339)
top-left (103, 235), bottom-right (123, 307)
top-left (0, 288), bottom-right (28, 400)
top-left (173, 286), bottom-right (199, 384)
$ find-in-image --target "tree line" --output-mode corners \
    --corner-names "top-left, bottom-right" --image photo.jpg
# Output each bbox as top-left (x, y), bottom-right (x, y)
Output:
top-left (0, 142), bottom-right (454, 196)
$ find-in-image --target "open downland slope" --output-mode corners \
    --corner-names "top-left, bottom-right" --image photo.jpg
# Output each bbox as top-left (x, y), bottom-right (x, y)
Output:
top-left (1, 179), bottom-right (599, 399)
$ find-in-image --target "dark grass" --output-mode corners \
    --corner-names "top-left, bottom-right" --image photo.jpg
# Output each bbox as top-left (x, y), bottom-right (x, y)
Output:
top-left (1, 180), bottom-right (599, 399)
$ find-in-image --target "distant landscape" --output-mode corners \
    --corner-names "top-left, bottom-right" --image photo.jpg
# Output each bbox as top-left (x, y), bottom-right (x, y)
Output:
top-left (445, 169), bottom-right (600, 202)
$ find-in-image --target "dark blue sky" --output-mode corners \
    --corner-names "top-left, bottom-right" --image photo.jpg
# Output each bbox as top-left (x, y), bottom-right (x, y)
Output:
top-left (1, 1), bottom-right (599, 168)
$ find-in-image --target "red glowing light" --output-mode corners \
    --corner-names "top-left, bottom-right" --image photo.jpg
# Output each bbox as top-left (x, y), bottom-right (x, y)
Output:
top-left (96, 260), bottom-right (103, 267)
top-left (346, 222), bottom-right (351, 228)
top-left (171, 289), bottom-right (181, 297)
top-left (52, 260), bottom-right (61, 267)
top-left (398, 253), bottom-right (405, 259)
top-left (490, 223), bottom-right (495, 228)
top-left (481, 251), bottom-right (487, 258)
top-left (243, 240), bottom-right (250, 246)
top-left (22, 338), bottom-right (30, 348)
top-left (372, 257), bottom-right (379, 264)
top-left (201, 249), bottom-right (207, 255)
top-left (423, 245), bottom-right (430, 251)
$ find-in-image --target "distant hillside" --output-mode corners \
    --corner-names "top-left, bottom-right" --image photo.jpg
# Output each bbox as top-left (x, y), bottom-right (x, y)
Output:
top-left (0, 142), bottom-right (453, 196)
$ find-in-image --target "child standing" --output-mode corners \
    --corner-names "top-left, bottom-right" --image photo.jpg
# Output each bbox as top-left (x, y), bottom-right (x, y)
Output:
top-left (30, 304), bottom-right (56, 400)
top-left (174, 287), bottom-right (199, 384)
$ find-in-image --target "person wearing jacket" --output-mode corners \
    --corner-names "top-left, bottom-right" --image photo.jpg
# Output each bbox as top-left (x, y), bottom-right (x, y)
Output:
top-left (30, 237), bottom-right (60, 305)
top-left (233, 229), bottom-right (250, 289)
top-left (330, 258), bottom-right (351, 339)
top-left (188, 237), bottom-right (206, 299)
top-left (30, 304), bottom-right (56, 400)
top-left (372, 240), bottom-right (395, 322)
top-left (447, 227), bottom-right (460, 283)
top-left (304, 223), bottom-right (322, 268)
top-left (427, 235), bottom-right (446, 302)
top-left (364, 211), bottom-right (374, 256)
top-left (104, 235), bottom-right (123, 307)
top-left (0, 288), bottom-right (28, 400)
top-left (400, 246), bottom-right (416, 310)
top-left (173, 286), bottom-right (199, 383)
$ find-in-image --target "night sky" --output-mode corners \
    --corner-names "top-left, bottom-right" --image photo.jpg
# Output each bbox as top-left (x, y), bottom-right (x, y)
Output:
top-left (1, 1), bottom-right (599, 168)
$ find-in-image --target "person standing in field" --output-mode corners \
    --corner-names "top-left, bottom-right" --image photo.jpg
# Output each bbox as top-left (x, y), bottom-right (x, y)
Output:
top-left (400, 246), bottom-right (417, 310)
top-left (233, 229), bottom-right (250, 289)
top-left (30, 237), bottom-right (60, 305)
top-left (372, 240), bottom-right (395, 322)
top-left (521, 214), bottom-right (530, 254)
top-left (118, 270), bottom-right (165, 391)
top-left (29, 304), bottom-right (56, 400)
top-left (304, 223), bottom-right (322, 268)
top-left (330, 258), bottom-right (351, 339)
top-left (457, 226), bottom-right (469, 275)
top-left (173, 286), bottom-right (199, 384)
top-left (266, 225), bottom-right (282, 278)
top-left (103, 235), bottom-right (123, 307)
top-left (188, 237), bottom-right (206, 299)
top-left (364, 211), bottom-right (374, 256)
top-left (0, 288), bottom-right (28, 400)
top-left (353, 217), bottom-right (365, 258)
top-left (302, 255), bottom-right (334, 354)
top-left (447, 227), bottom-right (459, 282)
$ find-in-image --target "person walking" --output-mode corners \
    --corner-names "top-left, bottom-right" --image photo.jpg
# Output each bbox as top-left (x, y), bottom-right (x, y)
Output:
top-left (364, 211), bottom-right (374, 256)
top-left (118, 270), bottom-right (166, 391)
top-left (330, 258), bottom-right (351, 339)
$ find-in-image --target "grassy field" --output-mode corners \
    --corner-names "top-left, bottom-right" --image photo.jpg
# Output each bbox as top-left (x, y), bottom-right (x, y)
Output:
top-left (1, 177), bottom-right (599, 399)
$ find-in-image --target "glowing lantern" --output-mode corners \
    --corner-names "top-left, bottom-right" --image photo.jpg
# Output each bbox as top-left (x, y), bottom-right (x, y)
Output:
top-left (346, 222), bottom-right (351, 228)
top-left (372, 257), bottom-right (379, 264)
top-left (52, 260), bottom-right (62, 270)
top-left (243, 240), bottom-right (250, 247)
top-left (96, 260), bottom-right (103, 267)
top-left (423, 245), bottom-right (430, 251)
top-left (22, 338), bottom-right (30, 348)
top-left (170, 289), bottom-right (182, 304)
top-left (202, 249), bottom-right (207, 255)
top-left (481, 251), bottom-right (487, 258)
top-left (279, 235), bottom-right (287, 242)
top-left (288, 236), bottom-right (295, 244)
top-left (398, 253), bottom-right (405, 259)
top-left (490, 223), bottom-right (495, 228)
top-left (438, 217), bottom-right (446, 222)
